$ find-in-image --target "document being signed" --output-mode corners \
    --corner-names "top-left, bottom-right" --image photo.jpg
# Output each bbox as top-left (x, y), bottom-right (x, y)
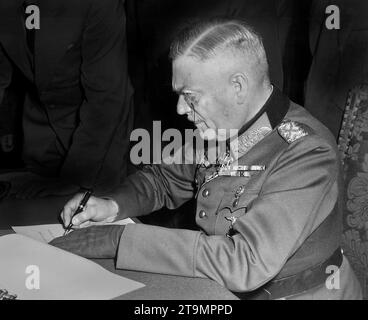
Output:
top-left (12, 218), bottom-right (135, 243)
top-left (0, 234), bottom-right (144, 300)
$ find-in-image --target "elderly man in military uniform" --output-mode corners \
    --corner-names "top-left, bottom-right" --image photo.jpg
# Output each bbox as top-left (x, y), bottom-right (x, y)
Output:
top-left (51, 19), bottom-right (362, 300)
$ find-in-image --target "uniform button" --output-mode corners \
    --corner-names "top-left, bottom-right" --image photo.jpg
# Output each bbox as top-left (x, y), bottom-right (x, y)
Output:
top-left (202, 189), bottom-right (210, 198)
top-left (198, 210), bottom-right (207, 219)
top-left (232, 199), bottom-right (239, 208)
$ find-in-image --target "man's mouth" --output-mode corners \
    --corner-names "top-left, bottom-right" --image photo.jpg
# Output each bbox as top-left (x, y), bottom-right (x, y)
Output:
top-left (188, 116), bottom-right (203, 125)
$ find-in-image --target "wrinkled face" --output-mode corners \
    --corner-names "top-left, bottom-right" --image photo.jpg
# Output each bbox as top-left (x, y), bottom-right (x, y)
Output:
top-left (172, 55), bottom-right (235, 140)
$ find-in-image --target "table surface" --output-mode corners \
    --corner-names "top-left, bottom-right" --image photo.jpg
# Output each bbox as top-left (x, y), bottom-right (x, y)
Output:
top-left (0, 196), bottom-right (238, 300)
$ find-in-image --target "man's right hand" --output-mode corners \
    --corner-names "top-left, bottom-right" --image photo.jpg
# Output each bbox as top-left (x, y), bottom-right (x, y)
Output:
top-left (61, 194), bottom-right (120, 229)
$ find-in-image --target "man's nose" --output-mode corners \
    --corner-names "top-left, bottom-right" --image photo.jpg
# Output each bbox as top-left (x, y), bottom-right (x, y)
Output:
top-left (176, 96), bottom-right (190, 115)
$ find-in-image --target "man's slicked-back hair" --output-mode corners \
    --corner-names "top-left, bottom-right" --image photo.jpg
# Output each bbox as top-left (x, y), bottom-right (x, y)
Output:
top-left (170, 18), bottom-right (270, 84)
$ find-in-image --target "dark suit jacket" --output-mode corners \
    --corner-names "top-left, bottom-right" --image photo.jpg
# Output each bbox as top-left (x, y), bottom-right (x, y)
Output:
top-left (0, 0), bottom-right (133, 190)
top-left (305, 0), bottom-right (366, 138)
top-left (0, 41), bottom-right (13, 137)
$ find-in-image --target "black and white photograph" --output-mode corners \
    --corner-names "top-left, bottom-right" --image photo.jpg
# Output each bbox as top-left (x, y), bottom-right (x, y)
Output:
top-left (0, 0), bottom-right (367, 307)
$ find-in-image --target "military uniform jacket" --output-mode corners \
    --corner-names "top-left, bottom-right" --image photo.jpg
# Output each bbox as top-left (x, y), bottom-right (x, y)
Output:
top-left (109, 88), bottom-right (342, 293)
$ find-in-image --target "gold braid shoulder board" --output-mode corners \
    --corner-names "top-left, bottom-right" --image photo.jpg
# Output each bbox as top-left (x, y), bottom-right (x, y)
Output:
top-left (277, 119), bottom-right (309, 144)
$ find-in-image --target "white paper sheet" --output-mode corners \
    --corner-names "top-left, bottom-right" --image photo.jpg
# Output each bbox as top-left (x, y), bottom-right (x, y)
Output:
top-left (12, 218), bottom-right (135, 243)
top-left (0, 234), bottom-right (144, 300)
top-left (12, 224), bottom-right (65, 243)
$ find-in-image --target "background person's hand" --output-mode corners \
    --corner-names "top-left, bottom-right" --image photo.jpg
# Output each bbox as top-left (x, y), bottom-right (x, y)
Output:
top-left (1, 134), bottom-right (14, 153)
top-left (61, 194), bottom-right (119, 229)
top-left (49, 225), bottom-right (125, 258)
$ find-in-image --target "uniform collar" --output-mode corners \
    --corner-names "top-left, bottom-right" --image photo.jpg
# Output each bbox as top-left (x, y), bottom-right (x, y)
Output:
top-left (263, 85), bottom-right (290, 129)
top-left (237, 85), bottom-right (290, 136)
top-left (200, 86), bottom-right (290, 167)
top-left (227, 86), bottom-right (290, 160)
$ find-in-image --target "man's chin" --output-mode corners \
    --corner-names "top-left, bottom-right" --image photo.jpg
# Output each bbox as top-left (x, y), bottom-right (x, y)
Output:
top-left (199, 128), bottom-right (217, 141)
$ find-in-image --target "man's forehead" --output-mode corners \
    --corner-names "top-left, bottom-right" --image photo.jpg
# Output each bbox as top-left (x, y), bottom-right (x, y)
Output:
top-left (172, 53), bottom-right (238, 91)
top-left (172, 66), bottom-right (195, 92)
top-left (172, 56), bottom-right (212, 92)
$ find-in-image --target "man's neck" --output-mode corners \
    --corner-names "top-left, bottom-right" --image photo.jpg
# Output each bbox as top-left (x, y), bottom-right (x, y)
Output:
top-left (247, 84), bottom-right (273, 129)
top-left (221, 84), bottom-right (274, 142)
top-left (228, 85), bottom-right (274, 160)
top-left (233, 83), bottom-right (273, 134)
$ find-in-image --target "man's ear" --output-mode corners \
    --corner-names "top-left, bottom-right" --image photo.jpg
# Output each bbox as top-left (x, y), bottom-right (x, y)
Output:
top-left (230, 73), bottom-right (248, 104)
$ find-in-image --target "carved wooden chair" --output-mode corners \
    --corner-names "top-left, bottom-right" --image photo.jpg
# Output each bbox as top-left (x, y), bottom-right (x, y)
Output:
top-left (338, 84), bottom-right (368, 299)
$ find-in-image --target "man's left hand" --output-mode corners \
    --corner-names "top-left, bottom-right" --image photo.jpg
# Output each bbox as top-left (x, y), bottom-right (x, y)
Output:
top-left (49, 225), bottom-right (125, 259)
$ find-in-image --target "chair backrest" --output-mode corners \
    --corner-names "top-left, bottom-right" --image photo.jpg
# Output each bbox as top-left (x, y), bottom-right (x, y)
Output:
top-left (338, 84), bottom-right (368, 299)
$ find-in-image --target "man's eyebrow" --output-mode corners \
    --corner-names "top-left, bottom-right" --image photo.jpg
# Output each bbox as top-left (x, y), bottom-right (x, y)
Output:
top-left (173, 86), bottom-right (186, 94)
top-left (173, 86), bottom-right (199, 94)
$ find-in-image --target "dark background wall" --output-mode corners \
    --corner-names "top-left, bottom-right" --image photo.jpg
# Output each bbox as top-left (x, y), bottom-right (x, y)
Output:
top-left (2, 1), bottom-right (367, 169)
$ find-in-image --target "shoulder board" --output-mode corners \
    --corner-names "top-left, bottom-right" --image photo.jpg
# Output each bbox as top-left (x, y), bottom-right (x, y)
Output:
top-left (277, 119), bottom-right (309, 144)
